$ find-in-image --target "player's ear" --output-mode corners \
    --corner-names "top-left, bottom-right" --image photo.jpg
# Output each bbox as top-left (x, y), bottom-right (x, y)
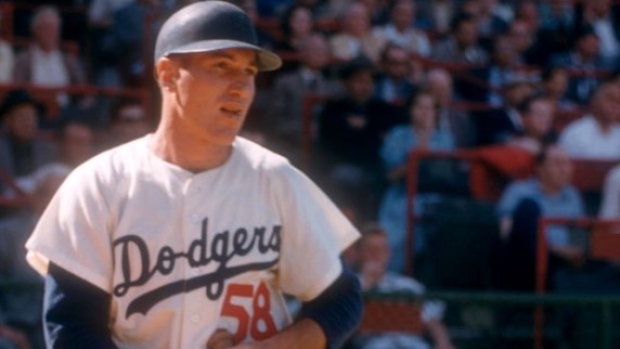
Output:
top-left (155, 57), bottom-right (181, 92)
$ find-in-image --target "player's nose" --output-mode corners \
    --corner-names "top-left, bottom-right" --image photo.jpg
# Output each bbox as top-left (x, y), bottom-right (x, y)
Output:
top-left (227, 76), bottom-right (255, 100)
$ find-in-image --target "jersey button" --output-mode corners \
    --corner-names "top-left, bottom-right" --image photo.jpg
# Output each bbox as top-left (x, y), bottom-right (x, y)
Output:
top-left (191, 214), bottom-right (200, 223)
top-left (191, 314), bottom-right (200, 323)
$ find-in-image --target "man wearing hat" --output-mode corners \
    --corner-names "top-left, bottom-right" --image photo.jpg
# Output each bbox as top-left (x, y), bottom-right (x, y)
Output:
top-left (24, 1), bottom-right (362, 349)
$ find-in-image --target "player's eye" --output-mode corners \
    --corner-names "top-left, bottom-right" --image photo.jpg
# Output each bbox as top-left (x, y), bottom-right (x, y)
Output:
top-left (245, 66), bottom-right (258, 76)
top-left (214, 61), bottom-right (229, 70)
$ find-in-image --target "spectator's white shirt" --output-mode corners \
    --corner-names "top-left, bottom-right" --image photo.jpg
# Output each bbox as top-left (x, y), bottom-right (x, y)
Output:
top-left (0, 41), bottom-right (14, 83)
top-left (373, 25), bottom-right (431, 56)
top-left (31, 46), bottom-right (69, 87)
top-left (16, 163), bottom-right (71, 195)
top-left (593, 16), bottom-right (620, 59)
top-left (559, 115), bottom-right (620, 159)
top-left (599, 164), bottom-right (620, 219)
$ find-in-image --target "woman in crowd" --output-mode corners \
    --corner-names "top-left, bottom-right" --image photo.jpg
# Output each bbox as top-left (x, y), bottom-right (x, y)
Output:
top-left (378, 90), bottom-right (454, 272)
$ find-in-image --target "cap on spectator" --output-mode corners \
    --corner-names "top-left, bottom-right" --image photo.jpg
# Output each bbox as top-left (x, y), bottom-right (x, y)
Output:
top-left (0, 90), bottom-right (44, 120)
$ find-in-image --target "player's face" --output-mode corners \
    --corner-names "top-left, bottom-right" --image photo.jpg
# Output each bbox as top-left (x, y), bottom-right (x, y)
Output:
top-left (172, 49), bottom-right (258, 146)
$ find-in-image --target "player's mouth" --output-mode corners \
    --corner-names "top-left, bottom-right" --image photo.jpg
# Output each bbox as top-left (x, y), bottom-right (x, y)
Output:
top-left (220, 106), bottom-right (243, 119)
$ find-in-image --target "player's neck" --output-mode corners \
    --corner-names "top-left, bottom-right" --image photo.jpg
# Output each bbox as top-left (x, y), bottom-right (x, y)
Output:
top-left (150, 125), bottom-right (232, 173)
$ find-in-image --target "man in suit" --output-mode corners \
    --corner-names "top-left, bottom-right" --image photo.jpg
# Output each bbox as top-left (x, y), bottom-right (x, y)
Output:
top-left (551, 24), bottom-right (616, 105)
top-left (457, 35), bottom-right (522, 106)
top-left (431, 11), bottom-right (488, 66)
top-left (473, 73), bottom-right (535, 146)
top-left (373, 44), bottom-right (416, 106)
top-left (318, 57), bottom-right (403, 218)
top-left (269, 33), bottom-right (343, 163)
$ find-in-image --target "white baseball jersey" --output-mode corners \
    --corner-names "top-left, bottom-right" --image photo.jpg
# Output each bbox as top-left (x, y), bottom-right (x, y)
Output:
top-left (26, 135), bottom-right (360, 349)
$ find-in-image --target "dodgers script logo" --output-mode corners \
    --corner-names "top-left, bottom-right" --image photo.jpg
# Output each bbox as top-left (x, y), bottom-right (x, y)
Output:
top-left (112, 218), bottom-right (281, 318)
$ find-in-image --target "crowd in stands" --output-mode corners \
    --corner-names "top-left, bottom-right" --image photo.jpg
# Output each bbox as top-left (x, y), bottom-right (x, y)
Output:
top-left (1, 0), bottom-right (620, 348)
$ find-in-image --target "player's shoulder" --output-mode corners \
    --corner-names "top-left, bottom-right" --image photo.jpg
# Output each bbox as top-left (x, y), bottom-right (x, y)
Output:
top-left (69, 137), bottom-right (148, 182)
top-left (233, 136), bottom-right (293, 172)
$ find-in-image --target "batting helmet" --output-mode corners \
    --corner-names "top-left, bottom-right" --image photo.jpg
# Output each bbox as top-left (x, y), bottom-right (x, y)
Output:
top-left (154, 0), bottom-right (281, 71)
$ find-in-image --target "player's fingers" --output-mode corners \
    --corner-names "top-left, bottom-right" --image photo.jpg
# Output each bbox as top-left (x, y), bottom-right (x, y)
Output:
top-left (206, 329), bottom-right (235, 349)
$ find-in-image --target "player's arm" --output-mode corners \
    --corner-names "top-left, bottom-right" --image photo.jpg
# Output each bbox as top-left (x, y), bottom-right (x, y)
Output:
top-left (208, 264), bottom-right (362, 349)
top-left (43, 262), bottom-right (118, 349)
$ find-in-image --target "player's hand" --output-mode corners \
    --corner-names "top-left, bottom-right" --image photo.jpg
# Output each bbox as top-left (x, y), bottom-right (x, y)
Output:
top-left (206, 329), bottom-right (235, 349)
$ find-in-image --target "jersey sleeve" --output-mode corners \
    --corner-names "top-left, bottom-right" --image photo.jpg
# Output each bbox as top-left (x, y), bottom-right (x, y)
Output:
top-left (25, 160), bottom-right (115, 293)
top-left (271, 163), bottom-right (360, 302)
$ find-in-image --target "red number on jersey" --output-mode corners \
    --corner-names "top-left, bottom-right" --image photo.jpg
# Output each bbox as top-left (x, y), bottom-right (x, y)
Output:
top-left (221, 282), bottom-right (278, 344)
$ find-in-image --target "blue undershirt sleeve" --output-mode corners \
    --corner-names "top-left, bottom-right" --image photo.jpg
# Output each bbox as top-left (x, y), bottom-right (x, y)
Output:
top-left (298, 263), bottom-right (363, 349)
top-left (44, 263), bottom-right (118, 349)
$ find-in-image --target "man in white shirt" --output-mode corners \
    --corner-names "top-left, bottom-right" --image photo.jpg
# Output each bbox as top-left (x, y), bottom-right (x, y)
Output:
top-left (559, 82), bottom-right (620, 159)
top-left (373, 0), bottom-right (431, 56)
top-left (13, 6), bottom-right (87, 108)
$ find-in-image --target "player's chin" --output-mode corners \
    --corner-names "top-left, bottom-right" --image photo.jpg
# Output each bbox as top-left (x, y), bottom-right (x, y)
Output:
top-left (209, 127), bottom-right (243, 145)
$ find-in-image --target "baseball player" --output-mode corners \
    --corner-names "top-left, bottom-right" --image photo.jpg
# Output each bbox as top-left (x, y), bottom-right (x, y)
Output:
top-left (24, 1), bottom-right (362, 348)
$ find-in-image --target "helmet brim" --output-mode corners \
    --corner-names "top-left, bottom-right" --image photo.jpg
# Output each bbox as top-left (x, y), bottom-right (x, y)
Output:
top-left (163, 39), bottom-right (282, 72)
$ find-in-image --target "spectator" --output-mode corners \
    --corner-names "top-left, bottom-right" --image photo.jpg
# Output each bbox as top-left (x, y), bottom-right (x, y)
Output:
top-left (472, 72), bottom-right (535, 146)
top-left (269, 33), bottom-right (343, 161)
top-left (0, 121), bottom-right (93, 285)
top-left (559, 83), bottom-right (620, 159)
top-left (506, 94), bottom-right (556, 155)
top-left (577, 0), bottom-right (620, 63)
top-left (373, 0), bottom-right (431, 57)
top-left (350, 224), bottom-right (455, 349)
top-left (0, 90), bottom-right (57, 182)
top-left (357, 0), bottom-right (391, 26)
top-left (498, 144), bottom-right (585, 291)
top-left (377, 90), bottom-right (454, 272)
top-left (414, 0), bottom-right (458, 35)
top-left (514, 0), bottom-right (563, 67)
top-left (536, 0), bottom-right (575, 57)
top-left (431, 11), bottom-right (488, 66)
top-left (514, 0), bottom-right (539, 35)
top-left (425, 67), bottom-right (474, 148)
top-left (15, 122), bottom-right (93, 215)
top-left (551, 24), bottom-right (614, 105)
top-left (13, 6), bottom-right (86, 88)
top-left (101, 99), bottom-right (150, 151)
top-left (458, 35), bottom-right (522, 106)
top-left (274, 4), bottom-right (314, 53)
top-left (539, 0), bottom-right (574, 32)
top-left (508, 17), bottom-right (547, 67)
top-left (599, 163), bottom-right (620, 219)
top-left (88, 0), bottom-right (158, 87)
top-left (466, 0), bottom-right (510, 45)
top-left (0, 12), bottom-right (13, 83)
top-left (540, 65), bottom-right (578, 111)
top-left (329, 2), bottom-right (387, 63)
top-left (373, 44), bottom-right (416, 105)
top-left (318, 57), bottom-right (402, 218)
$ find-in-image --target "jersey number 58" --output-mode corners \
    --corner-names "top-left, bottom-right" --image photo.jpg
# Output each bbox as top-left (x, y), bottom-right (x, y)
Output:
top-left (221, 282), bottom-right (278, 344)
